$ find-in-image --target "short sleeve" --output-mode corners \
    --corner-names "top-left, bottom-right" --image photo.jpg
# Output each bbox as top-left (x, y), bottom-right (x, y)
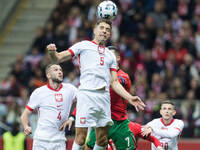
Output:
top-left (110, 51), bottom-right (117, 70)
top-left (176, 120), bottom-right (184, 132)
top-left (26, 89), bottom-right (40, 111)
top-left (69, 42), bottom-right (82, 58)
top-left (69, 84), bottom-right (78, 100)
top-left (147, 119), bottom-right (157, 129)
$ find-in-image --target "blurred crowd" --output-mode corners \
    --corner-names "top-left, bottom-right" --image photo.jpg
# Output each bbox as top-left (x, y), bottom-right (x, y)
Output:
top-left (0, 0), bottom-right (200, 138)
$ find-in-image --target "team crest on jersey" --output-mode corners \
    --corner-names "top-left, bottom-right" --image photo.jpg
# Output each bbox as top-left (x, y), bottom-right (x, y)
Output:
top-left (98, 46), bottom-right (105, 54)
top-left (80, 117), bottom-right (86, 124)
top-left (55, 94), bottom-right (63, 102)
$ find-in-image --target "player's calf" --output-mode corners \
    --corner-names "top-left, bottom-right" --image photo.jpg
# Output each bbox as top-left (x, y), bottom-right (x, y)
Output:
top-left (95, 126), bottom-right (110, 147)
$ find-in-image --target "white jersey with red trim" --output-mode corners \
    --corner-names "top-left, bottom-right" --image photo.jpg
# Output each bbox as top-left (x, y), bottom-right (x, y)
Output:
top-left (26, 83), bottom-right (77, 142)
top-left (68, 40), bottom-right (117, 91)
top-left (147, 118), bottom-right (184, 150)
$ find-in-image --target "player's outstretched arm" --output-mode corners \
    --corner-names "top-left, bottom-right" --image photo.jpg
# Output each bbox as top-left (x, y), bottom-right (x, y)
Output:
top-left (59, 118), bottom-right (74, 131)
top-left (110, 71), bottom-right (146, 111)
top-left (59, 107), bottom-right (76, 131)
top-left (47, 43), bottom-right (72, 63)
top-left (20, 108), bottom-right (32, 136)
top-left (142, 125), bottom-right (153, 137)
top-left (144, 135), bottom-right (162, 149)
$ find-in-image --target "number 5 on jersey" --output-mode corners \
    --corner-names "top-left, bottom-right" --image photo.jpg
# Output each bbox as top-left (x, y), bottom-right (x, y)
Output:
top-left (100, 57), bottom-right (104, 65)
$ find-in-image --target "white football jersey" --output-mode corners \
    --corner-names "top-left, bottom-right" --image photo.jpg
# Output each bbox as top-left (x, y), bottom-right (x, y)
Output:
top-left (68, 40), bottom-right (117, 91)
top-left (147, 118), bottom-right (184, 150)
top-left (26, 83), bottom-right (77, 142)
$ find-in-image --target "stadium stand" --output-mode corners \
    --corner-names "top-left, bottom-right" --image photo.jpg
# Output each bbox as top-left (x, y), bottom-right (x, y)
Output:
top-left (0, 1), bottom-right (200, 149)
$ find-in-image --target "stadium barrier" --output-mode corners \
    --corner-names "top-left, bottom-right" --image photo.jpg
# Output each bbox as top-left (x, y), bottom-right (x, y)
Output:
top-left (0, 137), bottom-right (200, 150)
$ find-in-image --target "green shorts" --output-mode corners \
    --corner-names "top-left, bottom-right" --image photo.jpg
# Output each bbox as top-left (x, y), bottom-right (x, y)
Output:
top-left (87, 119), bottom-right (136, 150)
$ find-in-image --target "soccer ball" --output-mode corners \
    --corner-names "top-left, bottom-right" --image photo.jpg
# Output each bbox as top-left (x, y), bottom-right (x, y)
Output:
top-left (97, 1), bottom-right (118, 20)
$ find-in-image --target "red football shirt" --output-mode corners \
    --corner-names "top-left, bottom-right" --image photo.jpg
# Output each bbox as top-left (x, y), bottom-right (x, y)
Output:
top-left (110, 69), bottom-right (131, 121)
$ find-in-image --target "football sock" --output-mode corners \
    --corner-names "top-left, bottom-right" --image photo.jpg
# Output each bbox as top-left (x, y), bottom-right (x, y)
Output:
top-left (71, 141), bottom-right (84, 150)
top-left (93, 143), bottom-right (106, 150)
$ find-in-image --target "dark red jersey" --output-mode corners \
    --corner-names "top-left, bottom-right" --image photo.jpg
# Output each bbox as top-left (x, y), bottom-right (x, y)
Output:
top-left (110, 69), bottom-right (131, 121)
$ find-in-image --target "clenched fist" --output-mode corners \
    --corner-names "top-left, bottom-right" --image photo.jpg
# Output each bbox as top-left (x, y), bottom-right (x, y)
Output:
top-left (47, 43), bottom-right (57, 53)
top-left (24, 125), bottom-right (32, 136)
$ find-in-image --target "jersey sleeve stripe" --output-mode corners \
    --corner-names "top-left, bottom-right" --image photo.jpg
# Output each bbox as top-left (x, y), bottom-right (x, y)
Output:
top-left (68, 49), bottom-right (74, 57)
top-left (174, 127), bottom-right (181, 132)
top-left (26, 105), bottom-right (33, 111)
top-left (118, 76), bottom-right (125, 86)
top-left (110, 68), bottom-right (117, 72)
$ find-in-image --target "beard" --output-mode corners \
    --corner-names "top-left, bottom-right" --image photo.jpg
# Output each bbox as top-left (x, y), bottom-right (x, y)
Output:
top-left (99, 38), bottom-right (107, 45)
top-left (51, 77), bottom-right (63, 83)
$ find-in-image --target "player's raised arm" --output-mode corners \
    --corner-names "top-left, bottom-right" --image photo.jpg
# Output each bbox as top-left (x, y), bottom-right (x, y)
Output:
top-left (47, 43), bottom-right (72, 63)
top-left (110, 70), bottom-right (146, 111)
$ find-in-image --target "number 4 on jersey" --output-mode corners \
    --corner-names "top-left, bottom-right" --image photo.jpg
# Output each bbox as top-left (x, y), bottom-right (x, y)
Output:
top-left (57, 111), bottom-right (62, 120)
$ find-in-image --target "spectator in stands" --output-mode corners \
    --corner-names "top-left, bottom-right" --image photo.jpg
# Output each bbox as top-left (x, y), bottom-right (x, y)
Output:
top-left (6, 101), bottom-right (22, 126)
top-left (31, 27), bottom-right (46, 53)
top-left (165, 37), bottom-right (188, 65)
top-left (25, 47), bottom-right (43, 72)
top-left (0, 74), bottom-right (23, 97)
top-left (151, 73), bottom-right (163, 95)
top-left (54, 24), bottom-right (69, 51)
top-left (63, 71), bottom-right (80, 88)
top-left (148, 0), bottom-right (168, 28)
top-left (143, 50), bottom-right (160, 85)
top-left (3, 122), bottom-right (26, 150)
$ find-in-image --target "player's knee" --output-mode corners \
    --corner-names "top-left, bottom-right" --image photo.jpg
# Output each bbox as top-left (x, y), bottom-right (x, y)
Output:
top-left (96, 136), bottom-right (108, 147)
top-left (75, 137), bottom-right (85, 146)
top-left (75, 134), bottom-right (87, 145)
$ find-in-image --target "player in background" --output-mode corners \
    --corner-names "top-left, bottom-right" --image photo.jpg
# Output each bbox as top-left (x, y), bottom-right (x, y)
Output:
top-left (47, 19), bottom-right (146, 150)
top-left (68, 46), bottom-right (162, 150)
top-left (142, 100), bottom-right (184, 150)
top-left (20, 63), bottom-right (77, 150)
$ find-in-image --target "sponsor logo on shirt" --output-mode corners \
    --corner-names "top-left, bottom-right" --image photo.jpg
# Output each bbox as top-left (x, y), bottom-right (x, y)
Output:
top-left (80, 117), bottom-right (86, 124)
top-left (55, 94), bottom-right (63, 102)
top-left (161, 127), bottom-right (168, 130)
top-left (57, 104), bottom-right (63, 110)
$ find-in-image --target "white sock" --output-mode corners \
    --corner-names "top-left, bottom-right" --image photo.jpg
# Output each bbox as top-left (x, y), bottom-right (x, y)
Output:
top-left (93, 143), bottom-right (106, 150)
top-left (71, 141), bottom-right (84, 150)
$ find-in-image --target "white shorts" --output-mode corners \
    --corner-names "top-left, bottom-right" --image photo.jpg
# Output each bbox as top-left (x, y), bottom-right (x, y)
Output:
top-left (33, 139), bottom-right (66, 150)
top-left (75, 90), bottom-right (113, 128)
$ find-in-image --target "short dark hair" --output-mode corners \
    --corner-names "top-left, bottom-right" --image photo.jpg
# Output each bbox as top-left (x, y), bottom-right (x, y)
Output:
top-left (161, 100), bottom-right (175, 108)
top-left (45, 63), bottom-right (60, 74)
top-left (108, 46), bottom-right (119, 55)
top-left (95, 19), bottom-right (112, 29)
